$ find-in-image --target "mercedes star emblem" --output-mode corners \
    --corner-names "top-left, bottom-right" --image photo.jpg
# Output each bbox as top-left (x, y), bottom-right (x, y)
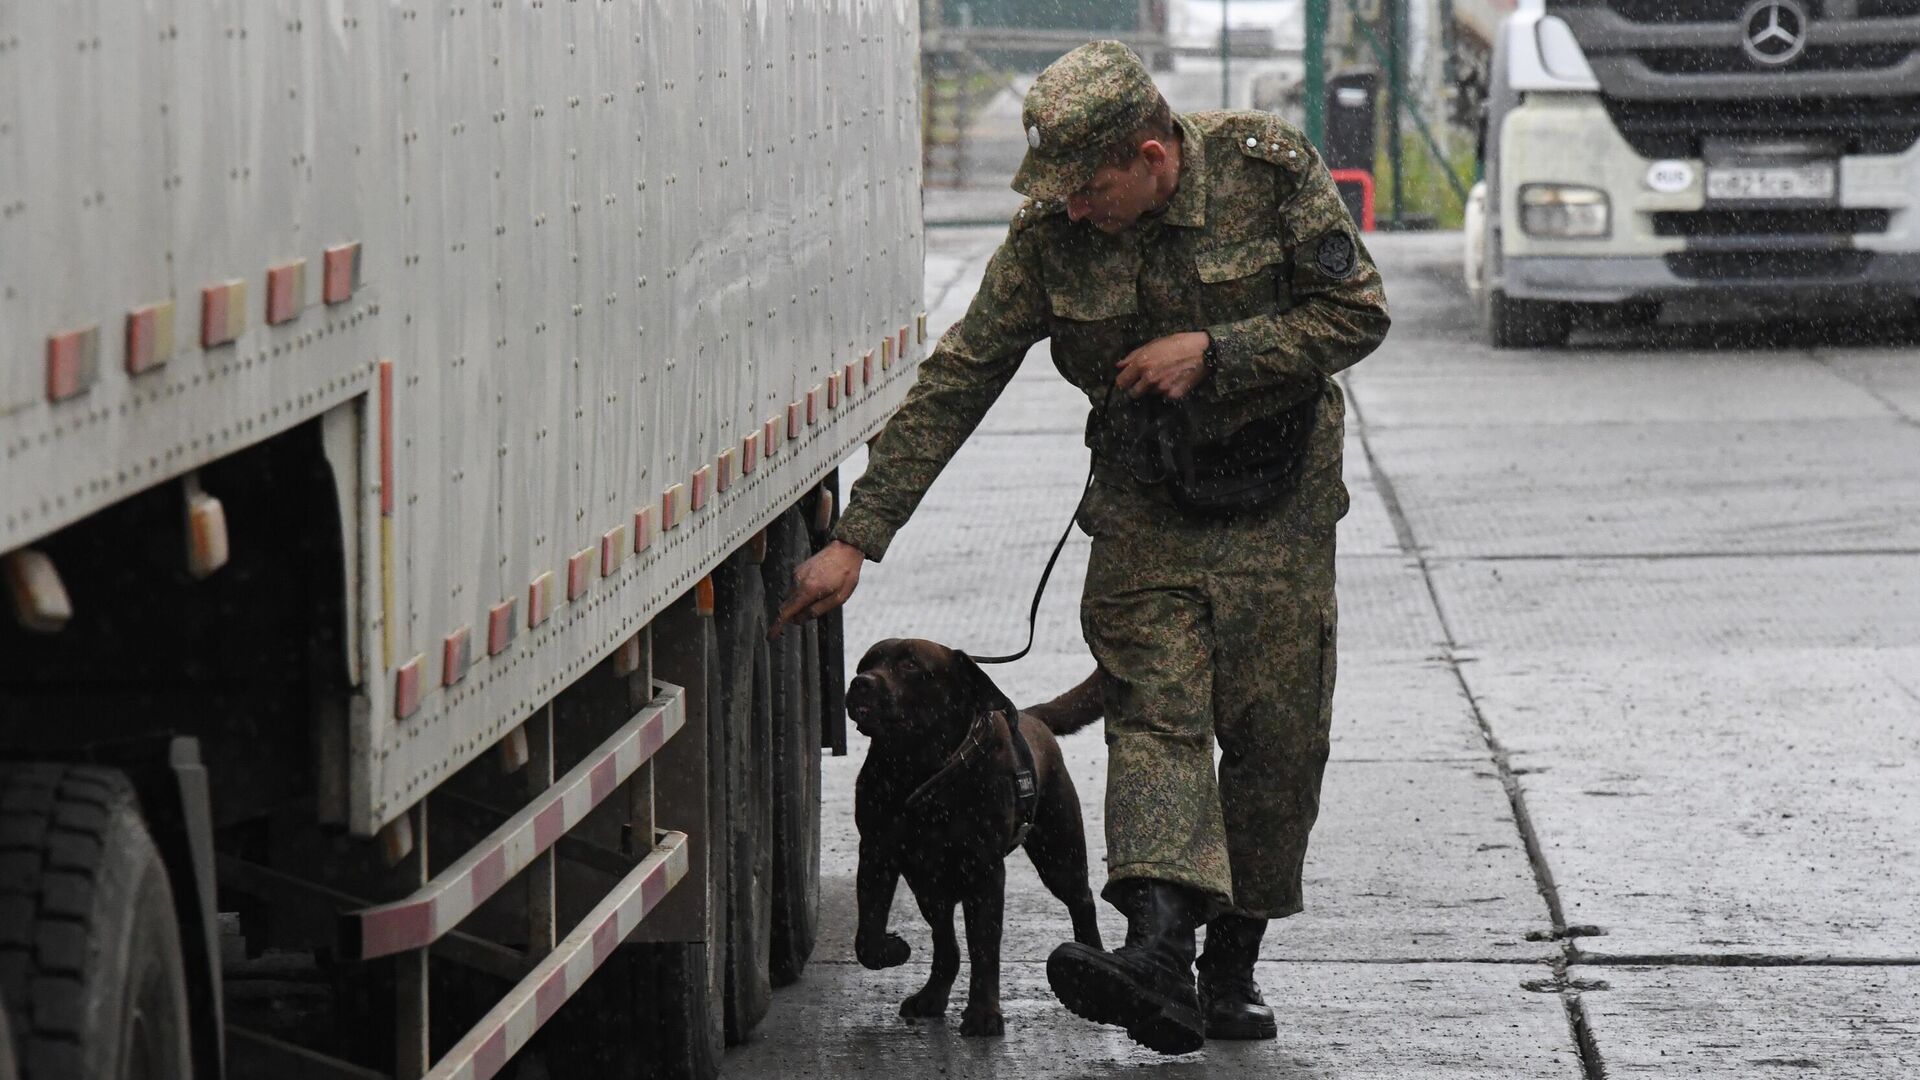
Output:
top-left (1741, 0), bottom-right (1808, 67)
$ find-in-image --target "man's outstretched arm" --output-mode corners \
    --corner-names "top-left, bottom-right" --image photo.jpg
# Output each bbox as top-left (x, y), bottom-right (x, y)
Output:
top-left (774, 221), bottom-right (1049, 634)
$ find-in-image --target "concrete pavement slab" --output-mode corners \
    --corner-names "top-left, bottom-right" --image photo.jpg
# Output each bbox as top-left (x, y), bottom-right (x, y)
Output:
top-left (1462, 649), bottom-right (1920, 960)
top-left (1427, 554), bottom-right (1920, 653)
top-left (1350, 356), bottom-right (1891, 426)
top-left (1342, 433), bottom-right (1407, 558)
top-left (726, 961), bottom-right (1582, 1079)
top-left (1572, 965), bottom-right (1920, 1077)
top-left (1361, 420), bottom-right (1920, 557)
top-left (1336, 556), bottom-right (1451, 657)
top-left (1820, 349), bottom-right (1920, 425)
top-left (812, 738), bottom-right (1551, 967)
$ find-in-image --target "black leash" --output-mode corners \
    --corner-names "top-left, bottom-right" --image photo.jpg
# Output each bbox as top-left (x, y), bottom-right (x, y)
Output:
top-left (971, 383), bottom-right (1116, 666)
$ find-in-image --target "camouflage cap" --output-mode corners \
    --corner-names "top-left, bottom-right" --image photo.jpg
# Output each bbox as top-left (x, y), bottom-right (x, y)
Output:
top-left (1012, 40), bottom-right (1161, 200)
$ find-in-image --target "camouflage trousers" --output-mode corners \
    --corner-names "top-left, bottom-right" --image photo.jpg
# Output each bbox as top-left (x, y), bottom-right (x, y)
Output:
top-left (1077, 463), bottom-right (1345, 920)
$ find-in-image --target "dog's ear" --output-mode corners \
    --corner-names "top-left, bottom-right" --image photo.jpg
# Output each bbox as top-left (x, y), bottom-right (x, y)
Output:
top-left (952, 651), bottom-right (1017, 718)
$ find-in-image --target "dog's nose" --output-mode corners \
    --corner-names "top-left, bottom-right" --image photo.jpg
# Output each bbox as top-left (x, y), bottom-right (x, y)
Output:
top-left (848, 671), bottom-right (879, 696)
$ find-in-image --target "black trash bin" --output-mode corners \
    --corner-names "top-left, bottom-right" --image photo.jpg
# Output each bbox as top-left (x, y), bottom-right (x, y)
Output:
top-left (1324, 71), bottom-right (1378, 229)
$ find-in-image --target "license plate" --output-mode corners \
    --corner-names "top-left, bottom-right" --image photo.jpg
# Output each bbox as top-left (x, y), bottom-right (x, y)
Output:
top-left (1705, 163), bottom-right (1836, 201)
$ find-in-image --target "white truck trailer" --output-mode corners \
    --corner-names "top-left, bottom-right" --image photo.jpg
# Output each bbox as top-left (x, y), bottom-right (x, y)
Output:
top-left (0, 4), bottom-right (924, 1078)
top-left (1462, 0), bottom-right (1920, 346)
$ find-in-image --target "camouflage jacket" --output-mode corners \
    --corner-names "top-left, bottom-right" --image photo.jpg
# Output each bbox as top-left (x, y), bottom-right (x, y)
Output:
top-left (834, 110), bottom-right (1391, 560)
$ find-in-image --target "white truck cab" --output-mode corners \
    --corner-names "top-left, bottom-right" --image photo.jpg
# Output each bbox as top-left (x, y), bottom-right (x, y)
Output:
top-left (1468, 0), bottom-right (1920, 347)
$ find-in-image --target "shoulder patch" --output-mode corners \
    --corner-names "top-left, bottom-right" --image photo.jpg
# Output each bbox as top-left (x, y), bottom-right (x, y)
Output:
top-left (1313, 230), bottom-right (1358, 280)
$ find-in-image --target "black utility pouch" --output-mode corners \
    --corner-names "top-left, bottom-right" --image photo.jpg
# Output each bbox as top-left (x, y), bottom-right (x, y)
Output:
top-left (1120, 389), bottom-right (1322, 516)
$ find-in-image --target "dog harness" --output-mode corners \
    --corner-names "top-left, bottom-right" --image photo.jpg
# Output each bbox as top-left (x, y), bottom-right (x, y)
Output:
top-left (898, 707), bottom-right (1040, 853)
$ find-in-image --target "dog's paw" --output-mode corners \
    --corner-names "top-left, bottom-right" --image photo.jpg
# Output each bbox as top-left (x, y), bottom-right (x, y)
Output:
top-left (856, 932), bottom-right (911, 970)
top-left (959, 1004), bottom-right (1005, 1037)
top-left (898, 988), bottom-right (949, 1018)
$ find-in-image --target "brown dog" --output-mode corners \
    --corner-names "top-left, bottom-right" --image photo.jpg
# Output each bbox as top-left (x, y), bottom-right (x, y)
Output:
top-left (847, 638), bottom-right (1105, 1036)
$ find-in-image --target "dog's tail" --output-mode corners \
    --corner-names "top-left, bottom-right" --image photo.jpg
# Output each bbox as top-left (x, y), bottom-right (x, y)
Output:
top-left (1022, 668), bottom-right (1106, 737)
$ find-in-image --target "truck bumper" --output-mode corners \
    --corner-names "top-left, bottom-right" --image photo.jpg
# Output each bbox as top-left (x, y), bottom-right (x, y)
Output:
top-left (1505, 251), bottom-right (1920, 311)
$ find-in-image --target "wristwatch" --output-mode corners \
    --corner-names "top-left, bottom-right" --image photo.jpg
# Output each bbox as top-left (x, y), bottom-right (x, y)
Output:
top-left (1201, 332), bottom-right (1220, 377)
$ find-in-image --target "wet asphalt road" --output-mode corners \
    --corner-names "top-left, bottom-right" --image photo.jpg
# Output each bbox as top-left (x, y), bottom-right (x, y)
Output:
top-left (726, 230), bottom-right (1920, 1078)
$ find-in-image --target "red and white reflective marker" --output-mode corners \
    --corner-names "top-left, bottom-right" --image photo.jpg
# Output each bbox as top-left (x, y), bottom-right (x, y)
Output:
top-left (807, 385), bottom-right (821, 425)
top-left (600, 524), bottom-right (628, 577)
top-left (613, 633), bottom-right (644, 676)
top-left (690, 465), bottom-right (711, 512)
top-left (324, 242), bottom-right (363, 305)
top-left (125, 302), bottom-right (175, 376)
top-left (764, 415), bottom-right (782, 456)
top-left (716, 448), bottom-right (735, 493)
top-left (898, 325), bottom-right (909, 359)
top-left (786, 403), bottom-right (801, 442)
top-left (184, 480), bottom-right (229, 580)
top-left (917, 311), bottom-right (928, 344)
top-left (528, 571), bottom-right (555, 628)
top-left (266, 259), bottom-right (308, 325)
top-left (662, 483), bottom-right (686, 530)
top-left (487, 599), bottom-right (518, 656)
top-left (632, 506), bottom-right (653, 552)
top-left (862, 349), bottom-right (874, 387)
top-left (443, 627), bottom-right (473, 687)
top-left (394, 655), bottom-right (425, 720)
top-left (45, 326), bottom-right (100, 403)
top-left (741, 430), bottom-right (758, 475)
top-left (880, 333), bottom-right (893, 369)
top-left (378, 360), bottom-right (397, 516)
top-left (4, 549), bottom-right (72, 633)
top-left (200, 279), bottom-right (247, 348)
top-left (567, 548), bottom-right (594, 601)
top-left (825, 374), bottom-right (839, 410)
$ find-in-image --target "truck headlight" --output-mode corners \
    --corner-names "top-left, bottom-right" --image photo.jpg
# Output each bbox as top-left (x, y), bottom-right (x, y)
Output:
top-left (1519, 185), bottom-right (1611, 239)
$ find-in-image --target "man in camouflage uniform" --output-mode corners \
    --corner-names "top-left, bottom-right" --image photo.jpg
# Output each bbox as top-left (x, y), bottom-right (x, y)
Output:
top-left (777, 41), bottom-right (1388, 1053)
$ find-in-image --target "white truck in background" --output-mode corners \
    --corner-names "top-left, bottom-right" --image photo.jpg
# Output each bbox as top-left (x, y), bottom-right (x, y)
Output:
top-left (0, 4), bottom-right (925, 1078)
top-left (1462, 0), bottom-right (1920, 347)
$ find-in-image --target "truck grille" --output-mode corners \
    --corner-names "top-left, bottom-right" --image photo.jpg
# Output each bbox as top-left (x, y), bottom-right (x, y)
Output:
top-left (1603, 96), bottom-right (1920, 156)
top-left (1651, 208), bottom-right (1893, 237)
top-left (1557, 1), bottom-right (1920, 155)
top-left (1600, 0), bottom-right (1920, 22)
top-left (1638, 43), bottom-right (1916, 74)
top-left (1664, 249), bottom-right (1874, 279)
top-left (1605, 0), bottom-right (1795, 23)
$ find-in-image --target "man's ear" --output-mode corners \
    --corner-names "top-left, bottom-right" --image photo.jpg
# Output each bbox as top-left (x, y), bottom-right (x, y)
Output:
top-left (1138, 138), bottom-right (1169, 169)
top-left (953, 651), bottom-right (1016, 718)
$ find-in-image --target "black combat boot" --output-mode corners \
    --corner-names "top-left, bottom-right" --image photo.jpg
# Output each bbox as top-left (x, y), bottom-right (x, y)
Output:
top-left (1046, 880), bottom-right (1207, 1054)
top-left (1196, 913), bottom-right (1277, 1040)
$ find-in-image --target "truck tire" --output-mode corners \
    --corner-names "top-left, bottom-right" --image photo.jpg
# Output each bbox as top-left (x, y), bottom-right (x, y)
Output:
top-left (712, 560), bottom-right (773, 1042)
top-left (1488, 289), bottom-right (1572, 349)
top-left (0, 765), bottom-right (192, 1080)
top-left (762, 512), bottom-right (822, 986)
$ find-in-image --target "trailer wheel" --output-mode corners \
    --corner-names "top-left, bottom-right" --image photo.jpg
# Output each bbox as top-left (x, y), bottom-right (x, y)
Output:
top-left (1488, 289), bottom-right (1572, 349)
top-left (763, 512), bottom-right (822, 986)
top-left (712, 560), bottom-right (774, 1042)
top-left (0, 765), bottom-right (192, 1080)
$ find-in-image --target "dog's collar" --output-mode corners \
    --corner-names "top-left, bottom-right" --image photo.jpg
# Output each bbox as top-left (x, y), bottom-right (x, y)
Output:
top-left (900, 708), bottom-right (1041, 854)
